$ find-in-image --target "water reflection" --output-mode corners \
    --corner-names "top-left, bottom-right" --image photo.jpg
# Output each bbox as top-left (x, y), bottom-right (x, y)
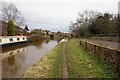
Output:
top-left (2, 43), bottom-right (27, 53)
top-left (2, 47), bottom-right (26, 78)
top-left (28, 41), bottom-right (44, 49)
top-left (8, 53), bottom-right (15, 66)
top-left (44, 39), bottom-right (50, 43)
top-left (2, 40), bottom-right (57, 78)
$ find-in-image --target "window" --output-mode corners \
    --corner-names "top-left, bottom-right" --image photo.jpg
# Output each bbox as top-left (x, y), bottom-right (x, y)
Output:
top-left (23, 37), bottom-right (25, 40)
top-left (17, 38), bottom-right (20, 41)
top-left (9, 38), bottom-right (13, 42)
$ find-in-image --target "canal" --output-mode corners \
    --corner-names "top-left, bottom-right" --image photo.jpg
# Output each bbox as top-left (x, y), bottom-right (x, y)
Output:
top-left (2, 40), bottom-right (57, 78)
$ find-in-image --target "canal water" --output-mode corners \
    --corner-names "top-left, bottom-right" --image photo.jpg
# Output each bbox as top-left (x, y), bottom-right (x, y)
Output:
top-left (1, 40), bottom-right (57, 78)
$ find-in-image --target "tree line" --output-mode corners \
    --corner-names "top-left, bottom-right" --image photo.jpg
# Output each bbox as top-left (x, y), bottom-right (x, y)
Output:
top-left (69, 10), bottom-right (119, 38)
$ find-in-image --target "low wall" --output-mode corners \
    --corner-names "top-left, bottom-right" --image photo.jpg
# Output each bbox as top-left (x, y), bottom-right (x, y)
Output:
top-left (79, 40), bottom-right (120, 77)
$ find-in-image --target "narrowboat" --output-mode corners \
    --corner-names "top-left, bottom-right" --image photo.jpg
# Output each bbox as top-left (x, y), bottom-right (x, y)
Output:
top-left (0, 36), bottom-right (28, 47)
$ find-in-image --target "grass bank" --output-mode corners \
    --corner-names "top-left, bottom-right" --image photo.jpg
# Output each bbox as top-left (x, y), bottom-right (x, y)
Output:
top-left (23, 42), bottom-right (63, 78)
top-left (65, 39), bottom-right (117, 78)
top-left (23, 38), bottom-right (117, 78)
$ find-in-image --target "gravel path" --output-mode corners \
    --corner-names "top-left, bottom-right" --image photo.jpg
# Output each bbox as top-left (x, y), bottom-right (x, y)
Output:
top-left (61, 40), bottom-right (68, 78)
top-left (80, 39), bottom-right (120, 50)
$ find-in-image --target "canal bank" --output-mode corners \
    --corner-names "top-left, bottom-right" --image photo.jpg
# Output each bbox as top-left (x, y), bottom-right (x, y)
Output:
top-left (23, 39), bottom-right (118, 78)
top-left (23, 41), bottom-right (63, 78)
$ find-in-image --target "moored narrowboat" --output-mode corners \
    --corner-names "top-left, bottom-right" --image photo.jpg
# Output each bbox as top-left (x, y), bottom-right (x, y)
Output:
top-left (0, 36), bottom-right (28, 47)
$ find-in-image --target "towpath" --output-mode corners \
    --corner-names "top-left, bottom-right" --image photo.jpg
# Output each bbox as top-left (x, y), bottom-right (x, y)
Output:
top-left (60, 39), bottom-right (68, 78)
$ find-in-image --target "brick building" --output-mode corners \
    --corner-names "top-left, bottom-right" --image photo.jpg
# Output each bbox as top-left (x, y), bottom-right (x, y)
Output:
top-left (0, 21), bottom-right (29, 36)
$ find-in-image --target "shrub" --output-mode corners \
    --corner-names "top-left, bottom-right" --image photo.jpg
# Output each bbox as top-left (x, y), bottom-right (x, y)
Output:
top-left (7, 20), bottom-right (15, 36)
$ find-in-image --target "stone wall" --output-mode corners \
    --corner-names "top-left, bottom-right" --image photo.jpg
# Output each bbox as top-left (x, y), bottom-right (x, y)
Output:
top-left (79, 40), bottom-right (120, 77)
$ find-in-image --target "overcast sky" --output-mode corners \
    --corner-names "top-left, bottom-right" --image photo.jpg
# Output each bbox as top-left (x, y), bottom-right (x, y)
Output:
top-left (1, 0), bottom-right (119, 32)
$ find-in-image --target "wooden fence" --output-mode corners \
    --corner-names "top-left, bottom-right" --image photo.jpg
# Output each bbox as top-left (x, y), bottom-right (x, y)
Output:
top-left (79, 40), bottom-right (120, 77)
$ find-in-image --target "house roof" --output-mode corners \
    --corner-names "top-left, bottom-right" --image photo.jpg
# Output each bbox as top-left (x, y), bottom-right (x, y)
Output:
top-left (1, 21), bottom-right (28, 36)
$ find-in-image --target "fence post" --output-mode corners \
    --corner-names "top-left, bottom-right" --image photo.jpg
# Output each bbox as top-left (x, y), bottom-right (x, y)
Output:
top-left (84, 42), bottom-right (86, 50)
top-left (93, 45), bottom-right (96, 56)
top-left (80, 41), bottom-right (81, 45)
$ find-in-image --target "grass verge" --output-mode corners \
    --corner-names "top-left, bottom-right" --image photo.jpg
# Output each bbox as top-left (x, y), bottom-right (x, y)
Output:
top-left (65, 39), bottom-right (117, 78)
top-left (23, 43), bottom-right (63, 78)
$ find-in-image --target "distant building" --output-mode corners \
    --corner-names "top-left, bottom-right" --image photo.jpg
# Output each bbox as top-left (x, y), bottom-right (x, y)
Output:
top-left (41, 30), bottom-right (50, 35)
top-left (0, 21), bottom-right (29, 36)
top-left (49, 32), bottom-right (56, 35)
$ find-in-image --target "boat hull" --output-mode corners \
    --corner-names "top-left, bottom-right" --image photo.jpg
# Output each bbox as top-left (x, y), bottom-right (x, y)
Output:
top-left (1, 41), bottom-right (28, 48)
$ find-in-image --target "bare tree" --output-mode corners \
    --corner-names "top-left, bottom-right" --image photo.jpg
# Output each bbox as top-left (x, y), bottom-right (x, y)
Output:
top-left (1, 2), bottom-right (25, 26)
top-left (69, 10), bottom-right (100, 37)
